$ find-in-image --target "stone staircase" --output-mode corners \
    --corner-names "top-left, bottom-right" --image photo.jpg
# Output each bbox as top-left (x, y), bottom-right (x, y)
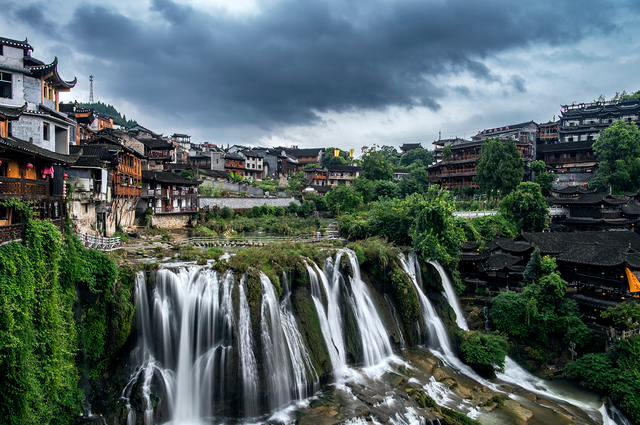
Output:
top-left (324, 221), bottom-right (340, 238)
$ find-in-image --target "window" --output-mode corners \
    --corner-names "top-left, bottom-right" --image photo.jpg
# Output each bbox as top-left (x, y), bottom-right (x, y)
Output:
top-left (43, 122), bottom-right (50, 140)
top-left (0, 72), bottom-right (12, 99)
top-left (0, 45), bottom-right (3, 55)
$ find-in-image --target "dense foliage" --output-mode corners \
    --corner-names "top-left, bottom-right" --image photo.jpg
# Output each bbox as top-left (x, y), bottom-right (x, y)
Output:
top-left (591, 121), bottom-right (640, 193)
top-left (361, 146), bottom-right (394, 181)
top-left (474, 137), bottom-right (524, 195)
top-left (0, 206), bottom-right (131, 424)
top-left (501, 182), bottom-right (548, 232)
top-left (565, 336), bottom-right (640, 423)
top-left (458, 331), bottom-right (509, 373)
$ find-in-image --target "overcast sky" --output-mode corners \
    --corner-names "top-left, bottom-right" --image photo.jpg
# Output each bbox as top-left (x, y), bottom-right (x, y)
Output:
top-left (2, 0), bottom-right (639, 153)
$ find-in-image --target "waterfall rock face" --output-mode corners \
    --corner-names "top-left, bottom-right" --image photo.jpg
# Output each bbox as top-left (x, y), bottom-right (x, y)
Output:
top-left (119, 249), bottom-right (619, 425)
top-left (123, 249), bottom-right (402, 423)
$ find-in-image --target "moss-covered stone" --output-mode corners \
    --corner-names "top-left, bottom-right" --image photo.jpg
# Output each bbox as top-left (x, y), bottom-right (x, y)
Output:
top-left (292, 288), bottom-right (332, 379)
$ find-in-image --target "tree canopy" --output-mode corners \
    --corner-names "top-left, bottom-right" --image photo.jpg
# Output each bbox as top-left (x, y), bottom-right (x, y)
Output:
top-left (474, 137), bottom-right (524, 195)
top-left (325, 184), bottom-right (363, 215)
top-left (502, 182), bottom-right (548, 232)
top-left (399, 148), bottom-right (434, 168)
top-left (591, 121), bottom-right (640, 194)
top-left (361, 146), bottom-right (394, 181)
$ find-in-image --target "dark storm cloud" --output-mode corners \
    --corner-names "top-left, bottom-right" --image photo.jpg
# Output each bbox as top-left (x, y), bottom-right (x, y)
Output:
top-left (8, 0), bottom-right (627, 129)
top-left (510, 76), bottom-right (526, 94)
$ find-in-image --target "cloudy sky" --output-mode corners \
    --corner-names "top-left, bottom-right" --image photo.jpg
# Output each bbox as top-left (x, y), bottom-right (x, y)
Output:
top-left (2, 0), bottom-right (639, 153)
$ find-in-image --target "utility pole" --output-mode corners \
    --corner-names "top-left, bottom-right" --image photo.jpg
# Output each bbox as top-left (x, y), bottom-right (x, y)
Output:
top-left (89, 75), bottom-right (94, 103)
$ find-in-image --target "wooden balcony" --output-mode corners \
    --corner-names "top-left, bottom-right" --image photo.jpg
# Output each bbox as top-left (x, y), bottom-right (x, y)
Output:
top-left (0, 176), bottom-right (50, 199)
top-left (0, 218), bottom-right (64, 244)
top-left (114, 185), bottom-right (141, 197)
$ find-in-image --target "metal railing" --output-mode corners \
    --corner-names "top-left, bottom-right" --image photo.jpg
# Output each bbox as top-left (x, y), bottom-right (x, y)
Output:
top-left (155, 206), bottom-right (198, 214)
top-left (76, 232), bottom-right (122, 251)
top-left (454, 210), bottom-right (498, 219)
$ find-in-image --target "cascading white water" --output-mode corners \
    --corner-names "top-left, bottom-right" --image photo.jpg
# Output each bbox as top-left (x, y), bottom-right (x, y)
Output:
top-left (261, 271), bottom-right (319, 411)
top-left (306, 261), bottom-right (347, 371)
top-left (428, 255), bottom-right (625, 424)
top-left (237, 276), bottom-right (259, 418)
top-left (340, 250), bottom-right (393, 366)
top-left (428, 260), bottom-right (468, 331)
top-left (401, 252), bottom-right (492, 387)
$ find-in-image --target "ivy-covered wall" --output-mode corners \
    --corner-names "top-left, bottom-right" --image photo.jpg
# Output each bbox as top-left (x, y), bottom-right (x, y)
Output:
top-left (0, 204), bottom-right (134, 425)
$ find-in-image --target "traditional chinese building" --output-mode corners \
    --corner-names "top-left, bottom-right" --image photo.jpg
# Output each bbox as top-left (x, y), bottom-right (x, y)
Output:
top-left (139, 171), bottom-right (198, 228)
top-left (80, 135), bottom-right (144, 234)
top-left (428, 122), bottom-right (537, 190)
top-left (224, 152), bottom-right (245, 177)
top-left (243, 150), bottom-right (266, 180)
top-left (0, 36), bottom-right (77, 155)
top-left (558, 99), bottom-right (640, 144)
top-left (326, 164), bottom-right (361, 186)
top-left (459, 232), bottom-right (640, 324)
top-left (0, 135), bottom-right (78, 242)
top-left (550, 193), bottom-right (640, 231)
top-left (304, 167), bottom-right (328, 186)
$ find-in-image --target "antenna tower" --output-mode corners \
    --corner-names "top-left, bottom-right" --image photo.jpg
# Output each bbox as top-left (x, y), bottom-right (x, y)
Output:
top-left (89, 75), bottom-right (94, 103)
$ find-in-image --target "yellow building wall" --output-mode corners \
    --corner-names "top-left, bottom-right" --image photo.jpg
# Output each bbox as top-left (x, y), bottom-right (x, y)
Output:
top-left (6, 160), bottom-right (37, 179)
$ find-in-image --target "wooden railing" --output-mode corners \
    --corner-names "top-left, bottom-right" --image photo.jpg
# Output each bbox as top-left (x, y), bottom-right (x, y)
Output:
top-left (0, 176), bottom-right (50, 199)
top-left (0, 223), bottom-right (25, 243)
top-left (76, 232), bottom-right (121, 251)
top-left (114, 185), bottom-right (142, 197)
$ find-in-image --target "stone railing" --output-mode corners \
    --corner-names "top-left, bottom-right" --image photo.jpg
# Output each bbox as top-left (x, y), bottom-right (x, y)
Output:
top-left (454, 210), bottom-right (498, 219)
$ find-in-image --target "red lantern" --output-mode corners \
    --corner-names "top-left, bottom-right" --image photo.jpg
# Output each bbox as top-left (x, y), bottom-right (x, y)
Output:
top-left (0, 160), bottom-right (2, 166)
top-left (63, 173), bottom-right (68, 178)
top-left (26, 163), bottom-right (33, 169)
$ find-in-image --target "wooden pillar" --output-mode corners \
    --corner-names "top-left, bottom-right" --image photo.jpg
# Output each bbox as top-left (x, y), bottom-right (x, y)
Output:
top-left (55, 90), bottom-right (59, 110)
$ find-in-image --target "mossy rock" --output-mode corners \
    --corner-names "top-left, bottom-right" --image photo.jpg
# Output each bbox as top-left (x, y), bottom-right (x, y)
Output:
top-left (292, 288), bottom-right (332, 380)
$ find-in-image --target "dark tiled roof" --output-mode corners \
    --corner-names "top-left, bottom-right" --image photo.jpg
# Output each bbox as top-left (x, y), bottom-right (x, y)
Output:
top-left (0, 36), bottom-right (32, 50)
top-left (72, 156), bottom-right (106, 168)
top-left (169, 163), bottom-right (191, 171)
top-left (70, 144), bottom-right (118, 162)
top-left (460, 252), bottom-right (490, 262)
top-left (139, 138), bottom-right (173, 149)
top-left (461, 242), bottom-right (481, 251)
top-left (555, 243), bottom-right (640, 267)
top-left (553, 194), bottom-right (625, 206)
top-left (0, 103), bottom-right (27, 120)
top-left (494, 239), bottom-right (534, 253)
top-left (568, 294), bottom-right (621, 309)
top-left (84, 136), bottom-right (145, 158)
top-left (142, 171), bottom-right (199, 186)
top-left (309, 185), bottom-right (332, 193)
top-left (326, 165), bottom-right (362, 172)
top-left (485, 253), bottom-right (523, 270)
top-left (519, 232), bottom-right (640, 262)
top-left (28, 57), bottom-right (77, 89)
top-left (622, 200), bottom-right (640, 216)
top-left (225, 152), bottom-right (245, 160)
top-left (201, 169), bottom-right (230, 179)
top-left (401, 143), bottom-right (422, 150)
top-left (552, 186), bottom-right (595, 195)
top-left (243, 150), bottom-right (266, 158)
top-left (536, 141), bottom-right (594, 153)
top-left (560, 217), bottom-right (636, 225)
top-left (0, 136), bottom-right (80, 164)
top-left (282, 148), bottom-right (323, 156)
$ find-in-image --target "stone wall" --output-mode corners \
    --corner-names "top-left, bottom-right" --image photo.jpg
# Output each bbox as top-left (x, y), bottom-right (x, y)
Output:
top-left (202, 182), bottom-right (264, 197)
top-left (70, 200), bottom-right (99, 235)
top-left (151, 213), bottom-right (193, 229)
top-left (199, 197), bottom-right (299, 210)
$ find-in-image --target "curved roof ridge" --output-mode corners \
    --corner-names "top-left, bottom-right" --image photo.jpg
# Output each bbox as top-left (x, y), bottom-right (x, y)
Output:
top-left (28, 57), bottom-right (77, 90)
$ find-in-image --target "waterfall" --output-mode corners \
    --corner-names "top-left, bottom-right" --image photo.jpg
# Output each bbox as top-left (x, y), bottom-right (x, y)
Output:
top-left (306, 261), bottom-right (347, 371)
top-left (260, 272), bottom-right (317, 410)
top-left (237, 276), bottom-right (259, 418)
top-left (339, 249), bottom-right (393, 366)
top-left (401, 252), bottom-right (490, 386)
top-left (426, 255), bottom-right (625, 424)
top-left (428, 260), bottom-right (468, 330)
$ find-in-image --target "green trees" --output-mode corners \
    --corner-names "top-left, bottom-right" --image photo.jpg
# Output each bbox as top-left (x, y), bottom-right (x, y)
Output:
top-left (502, 182), bottom-right (548, 232)
top-left (323, 147), bottom-right (351, 165)
top-left (531, 160), bottom-right (553, 197)
top-left (474, 137), bottom-right (524, 195)
top-left (361, 146), bottom-right (394, 181)
top-left (459, 331), bottom-right (509, 373)
top-left (399, 148), bottom-right (434, 167)
top-left (325, 184), bottom-right (363, 215)
top-left (592, 121), bottom-right (640, 193)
